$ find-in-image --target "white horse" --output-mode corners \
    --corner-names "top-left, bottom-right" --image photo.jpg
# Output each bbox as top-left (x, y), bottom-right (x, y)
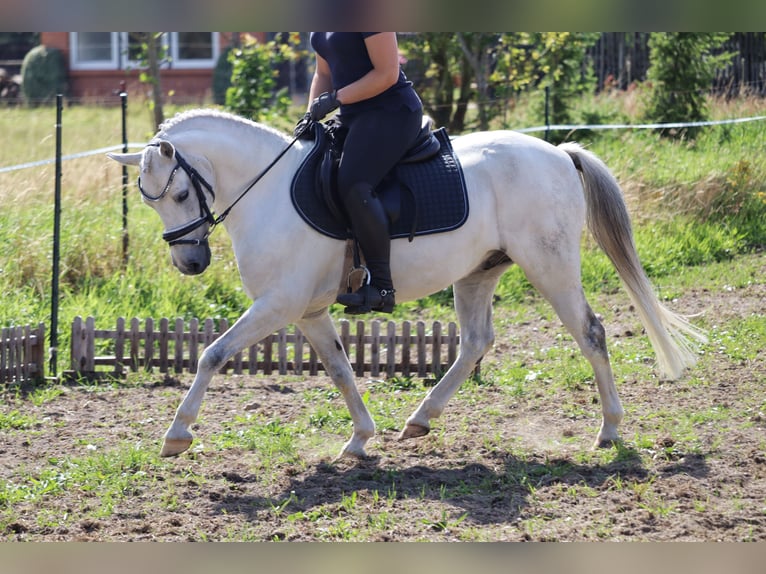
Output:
top-left (108, 109), bottom-right (706, 459)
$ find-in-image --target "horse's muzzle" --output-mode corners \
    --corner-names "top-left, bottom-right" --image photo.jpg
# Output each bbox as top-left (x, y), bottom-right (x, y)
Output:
top-left (170, 242), bottom-right (211, 275)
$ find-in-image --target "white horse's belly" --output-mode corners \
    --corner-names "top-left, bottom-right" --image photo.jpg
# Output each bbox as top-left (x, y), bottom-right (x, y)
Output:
top-left (390, 191), bottom-right (500, 302)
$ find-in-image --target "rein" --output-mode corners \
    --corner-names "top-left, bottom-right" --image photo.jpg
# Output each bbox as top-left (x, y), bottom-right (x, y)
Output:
top-left (140, 130), bottom-right (304, 246)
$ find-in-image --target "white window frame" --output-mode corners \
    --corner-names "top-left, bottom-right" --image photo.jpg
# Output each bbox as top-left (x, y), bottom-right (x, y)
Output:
top-left (169, 32), bottom-right (220, 69)
top-left (69, 32), bottom-right (119, 71)
top-left (69, 32), bottom-right (219, 71)
top-left (119, 32), bottom-right (170, 71)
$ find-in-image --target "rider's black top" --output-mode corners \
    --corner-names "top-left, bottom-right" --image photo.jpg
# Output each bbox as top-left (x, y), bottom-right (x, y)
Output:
top-left (310, 32), bottom-right (422, 116)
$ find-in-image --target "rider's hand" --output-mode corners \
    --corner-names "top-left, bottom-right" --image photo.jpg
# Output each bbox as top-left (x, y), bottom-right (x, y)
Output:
top-left (293, 112), bottom-right (313, 139)
top-left (309, 90), bottom-right (341, 121)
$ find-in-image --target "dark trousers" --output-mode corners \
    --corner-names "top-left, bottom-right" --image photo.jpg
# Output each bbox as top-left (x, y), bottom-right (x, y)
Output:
top-left (336, 107), bottom-right (423, 196)
top-left (335, 107), bottom-right (422, 290)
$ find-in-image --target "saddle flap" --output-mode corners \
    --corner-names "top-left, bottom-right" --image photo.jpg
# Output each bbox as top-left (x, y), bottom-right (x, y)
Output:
top-left (291, 123), bottom-right (468, 241)
top-left (319, 145), bottom-right (346, 224)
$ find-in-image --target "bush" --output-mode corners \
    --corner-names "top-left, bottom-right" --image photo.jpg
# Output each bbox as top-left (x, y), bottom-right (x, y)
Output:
top-left (21, 45), bottom-right (66, 105)
top-left (224, 34), bottom-right (298, 125)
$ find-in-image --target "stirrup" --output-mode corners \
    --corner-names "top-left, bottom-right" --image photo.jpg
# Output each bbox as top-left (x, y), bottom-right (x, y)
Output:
top-left (345, 265), bottom-right (371, 294)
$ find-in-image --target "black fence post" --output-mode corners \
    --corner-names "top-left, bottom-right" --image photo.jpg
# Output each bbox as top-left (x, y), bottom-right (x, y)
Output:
top-left (49, 94), bottom-right (63, 378)
top-left (121, 91), bottom-right (129, 267)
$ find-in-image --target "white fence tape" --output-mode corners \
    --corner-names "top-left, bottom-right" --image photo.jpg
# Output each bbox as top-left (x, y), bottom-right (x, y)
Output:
top-left (2, 114), bottom-right (766, 174)
top-left (0, 143), bottom-right (146, 174)
top-left (516, 114), bottom-right (766, 134)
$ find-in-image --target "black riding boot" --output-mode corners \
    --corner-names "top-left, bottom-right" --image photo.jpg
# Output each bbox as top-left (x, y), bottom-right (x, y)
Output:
top-left (336, 182), bottom-right (396, 314)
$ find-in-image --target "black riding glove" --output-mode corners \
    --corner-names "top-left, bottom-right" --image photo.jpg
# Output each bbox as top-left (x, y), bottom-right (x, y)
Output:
top-left (309, 90), bottom-right (340, 121)
top-left (293, 112), bottom-right (313, 139)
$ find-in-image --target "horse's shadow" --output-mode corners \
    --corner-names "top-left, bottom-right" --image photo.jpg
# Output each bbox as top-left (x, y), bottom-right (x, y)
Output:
top-left (211, 444), bottom-right (710, 527)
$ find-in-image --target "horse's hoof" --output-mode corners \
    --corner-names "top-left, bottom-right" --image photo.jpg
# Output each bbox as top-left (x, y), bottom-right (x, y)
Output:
top-left (593, 436), bottom-right (621, 450)
top-left (336, 438), bottom-right (369, 460)
top-left (160, 437), bottom-right (193, 457)
top-left (398, 423), bottom-right (430, 440)
top-left (334, 448), bottom-right (368, 462)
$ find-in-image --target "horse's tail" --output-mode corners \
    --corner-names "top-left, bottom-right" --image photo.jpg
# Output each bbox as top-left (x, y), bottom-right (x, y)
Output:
top-left (559, 142), bottom-right (707, 380)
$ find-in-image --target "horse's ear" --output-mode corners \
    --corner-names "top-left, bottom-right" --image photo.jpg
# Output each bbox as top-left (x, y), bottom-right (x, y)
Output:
top-left (159, 140), bottom-right (175, 159)
top-left (107, 152), bottom-right (142, 166)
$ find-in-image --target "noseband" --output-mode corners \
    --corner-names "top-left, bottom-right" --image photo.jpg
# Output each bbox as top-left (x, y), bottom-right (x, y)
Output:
top-left (138, 130), bottom-right (304, 247)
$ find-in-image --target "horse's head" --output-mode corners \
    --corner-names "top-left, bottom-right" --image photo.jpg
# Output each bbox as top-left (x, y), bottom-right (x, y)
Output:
top-left (108, 140), bottom-right (215, 275)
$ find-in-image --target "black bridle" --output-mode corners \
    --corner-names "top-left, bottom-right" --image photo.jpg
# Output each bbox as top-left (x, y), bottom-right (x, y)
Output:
top-left (138, 130), bottom-right (304, 247)
top-left (138, 148), bottom-right (217, 246)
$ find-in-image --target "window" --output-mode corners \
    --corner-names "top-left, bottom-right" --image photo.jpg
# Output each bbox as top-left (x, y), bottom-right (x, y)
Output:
top-left (120, 33), bottom-right (170, 70)
top-left (69, 32), bottom-right (219, 71)
top-left (170, 33), bottom-right (219, 68)
top-left (70, 32), bottom-right (118, 70)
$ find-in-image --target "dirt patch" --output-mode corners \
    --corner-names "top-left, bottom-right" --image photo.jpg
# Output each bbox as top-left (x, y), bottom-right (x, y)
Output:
top-left (1, 259), bottom-right (765, 541)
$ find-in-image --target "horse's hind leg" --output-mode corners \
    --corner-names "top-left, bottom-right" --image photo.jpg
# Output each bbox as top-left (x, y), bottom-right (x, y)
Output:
top-left (400, 267), bottom-right (505, 440)
top-left (297, 310), bottom-right (375, 459)
top-left (522, 264), bottom-right (624, 448)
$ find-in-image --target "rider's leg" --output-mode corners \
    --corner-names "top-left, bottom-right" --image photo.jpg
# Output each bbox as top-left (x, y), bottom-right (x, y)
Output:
top-left (334, 108), bottom-right (421, 313)
top-left (336, 182), bottom-right (395, 313)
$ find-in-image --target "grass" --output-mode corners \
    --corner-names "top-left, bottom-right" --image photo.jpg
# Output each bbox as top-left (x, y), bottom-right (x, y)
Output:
top-left (0, 442), bottom-right (161, 518)
top-left (1, 93), bottom-right (764, 374)
top-left (711, 314), bottom-right (766, 362)
top-left (0, 410), bottom-right (39, 430)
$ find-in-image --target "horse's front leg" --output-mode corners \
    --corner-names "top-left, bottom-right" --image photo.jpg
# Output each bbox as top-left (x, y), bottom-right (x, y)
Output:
top-left (297, 310), bottom-right (375, 459)
top-left (160, 302), bottom-right (286, 457)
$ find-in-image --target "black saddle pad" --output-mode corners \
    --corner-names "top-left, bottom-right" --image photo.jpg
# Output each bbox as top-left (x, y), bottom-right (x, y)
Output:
top-left (290, 127), bottom-right (469, 240)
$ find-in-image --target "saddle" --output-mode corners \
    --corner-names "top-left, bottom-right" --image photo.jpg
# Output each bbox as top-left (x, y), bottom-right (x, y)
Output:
top-left (290, 118), bottom-right (469, 241)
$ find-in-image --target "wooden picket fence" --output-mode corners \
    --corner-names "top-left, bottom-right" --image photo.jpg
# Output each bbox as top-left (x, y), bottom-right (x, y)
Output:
top-left (69, 316), bottom-right (464, 380)
top-left (1, 323), bottom-right (46, 384)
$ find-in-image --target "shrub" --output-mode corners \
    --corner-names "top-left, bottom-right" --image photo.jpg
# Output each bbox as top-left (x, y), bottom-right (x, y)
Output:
top-left (21, 45), bottom-right (67, 105)
top-left (224, 34), bottom-right (297, 125)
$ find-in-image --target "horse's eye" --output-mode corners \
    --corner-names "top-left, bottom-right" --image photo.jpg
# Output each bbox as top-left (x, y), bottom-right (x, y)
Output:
top-left (176, 189), bottom-right (190, 203)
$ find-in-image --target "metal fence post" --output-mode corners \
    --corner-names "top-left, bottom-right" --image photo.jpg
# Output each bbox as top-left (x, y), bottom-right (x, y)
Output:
top-left (121, 91), bottom-right (129, 267)
top-left (49, 94), bottom-right (63, 378)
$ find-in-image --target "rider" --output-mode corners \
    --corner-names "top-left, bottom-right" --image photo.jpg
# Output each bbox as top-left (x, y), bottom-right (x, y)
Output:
top-left (296, 32), bottom-right (423, 314)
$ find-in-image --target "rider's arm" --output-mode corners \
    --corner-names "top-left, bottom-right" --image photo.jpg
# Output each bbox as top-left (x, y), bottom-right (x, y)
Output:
top-left (307, 53), bottom-right (334, 111)
top-left (335, 32), bottom-right (400, 105)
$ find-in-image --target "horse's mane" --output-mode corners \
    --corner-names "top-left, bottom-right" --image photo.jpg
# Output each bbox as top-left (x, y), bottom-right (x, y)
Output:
top-left (156, 108), bottom-right (290, 143)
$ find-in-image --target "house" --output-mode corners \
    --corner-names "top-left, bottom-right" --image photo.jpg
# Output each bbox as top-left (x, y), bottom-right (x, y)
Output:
top-left (40, 32), bottom-right (267, 103)
top-left (0, 32), bottom-right (37, 75)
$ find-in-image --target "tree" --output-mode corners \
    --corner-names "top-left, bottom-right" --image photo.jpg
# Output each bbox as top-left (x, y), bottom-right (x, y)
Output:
top-left (455, 33), bottom-right (503, 131)
top-left (129, 32), bottom-right (166, 131)
top-left (492, 32), bottom-right (599, 137)
top-left (400, 33), bottom-right (497, 132)
top-left (399, 33), bottom-right (457, 130)
top-left (643, 33), bottom-right (732, 139)
top-left (400, 33), bottom-right (599, 134)
top-left (534, 33), bottom-right (599, 129)
top-left (142, 33), bottom-right (165, 131)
